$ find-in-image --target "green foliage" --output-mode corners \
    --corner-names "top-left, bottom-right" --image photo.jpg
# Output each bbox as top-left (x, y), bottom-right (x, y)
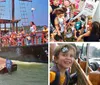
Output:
top-left (18, 25), bottom-right (44, 31)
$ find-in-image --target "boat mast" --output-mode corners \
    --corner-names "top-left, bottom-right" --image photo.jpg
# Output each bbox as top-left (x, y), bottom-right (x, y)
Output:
top-left (12, 0), bottom-right (15, 32)
top-left (86, 43), bottom-right (90, 75)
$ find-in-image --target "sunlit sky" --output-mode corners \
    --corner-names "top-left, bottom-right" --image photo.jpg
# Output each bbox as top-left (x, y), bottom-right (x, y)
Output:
top-left (0, 0), bottom-right (48, 26)
top-left (75, 42), bottom-right (100, 49)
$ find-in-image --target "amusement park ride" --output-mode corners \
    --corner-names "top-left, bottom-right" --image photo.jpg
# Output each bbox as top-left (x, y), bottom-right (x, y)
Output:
top-left (0, 0), bottom-right (32, 32)
top-left (50, 43), bottom-right (100, 85)
top-left (0, 0), bottom-right (48, 63)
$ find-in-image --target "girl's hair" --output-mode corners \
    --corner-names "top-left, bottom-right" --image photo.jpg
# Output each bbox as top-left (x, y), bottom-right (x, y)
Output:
top-left (31, 21), bottom-right (35, 25)
top-left (54, 7), bottom-right (66, 15)
top-left (54, 44), bottom-right (76, 58)
top-left (91, 21), bottom-right (100, 37)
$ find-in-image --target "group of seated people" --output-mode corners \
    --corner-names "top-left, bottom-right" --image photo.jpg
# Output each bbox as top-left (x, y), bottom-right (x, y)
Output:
top-left (0, 25), bottom-right (48, 47)
top-left (50, 0), bottom-right (100, 42)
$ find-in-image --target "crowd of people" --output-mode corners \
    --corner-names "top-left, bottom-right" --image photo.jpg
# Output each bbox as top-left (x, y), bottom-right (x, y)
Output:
top-left (50, 0), bottom-right (100, 42)
top-left (0, 22), bottom-right (48, 47)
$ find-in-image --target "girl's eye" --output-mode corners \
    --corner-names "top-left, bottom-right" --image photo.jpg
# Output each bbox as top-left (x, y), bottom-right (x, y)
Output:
top-left (62, 54), bottom-right (68, 57)
top-left (62, 53), bottom-right (74, 58)
top-left (62, 54), bottom-right (66, 56)
top-left (70, 55), bottom-right (73, 57)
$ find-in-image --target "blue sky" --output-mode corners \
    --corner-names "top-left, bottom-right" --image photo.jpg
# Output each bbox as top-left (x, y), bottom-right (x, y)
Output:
top-left (0, 0), bottom-right (48, 27)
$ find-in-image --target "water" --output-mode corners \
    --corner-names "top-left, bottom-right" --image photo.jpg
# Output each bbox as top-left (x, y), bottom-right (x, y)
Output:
top-left (0, 61), bottom-right (48, 85)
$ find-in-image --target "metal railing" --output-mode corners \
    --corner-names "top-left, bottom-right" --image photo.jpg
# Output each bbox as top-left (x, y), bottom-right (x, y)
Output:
top-left (0, 31), bottom-right (48, 47)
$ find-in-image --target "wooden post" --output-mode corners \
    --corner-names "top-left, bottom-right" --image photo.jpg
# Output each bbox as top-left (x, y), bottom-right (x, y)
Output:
top-left (86, 43), bottom-right (89, 75)
top-left (12, 0), bottom-right (15, 32)
top-left (42, 32), bottom-right (44, 44)
top-left (4, 23), bottom-right (6, 32)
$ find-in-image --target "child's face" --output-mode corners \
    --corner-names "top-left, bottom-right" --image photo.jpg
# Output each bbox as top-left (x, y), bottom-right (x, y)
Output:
top-left (64, 0), bottom-right (70, 7)
top-left (53, 0), bottom-right (59, 6)
top-left (58, 13), bottom-right (64, 18)
top-left (30, 22), bottom-right (32, 26)
top-left (55, 49), bottom-right (74, 70)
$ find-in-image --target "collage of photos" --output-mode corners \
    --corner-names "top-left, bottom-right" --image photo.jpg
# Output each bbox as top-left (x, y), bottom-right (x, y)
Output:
top-left (0, 0), bottom-right (48, 85)
top-left (0, 0), bottom-right (100, 85)
top-left (50, 0), bottom-right (100, 85)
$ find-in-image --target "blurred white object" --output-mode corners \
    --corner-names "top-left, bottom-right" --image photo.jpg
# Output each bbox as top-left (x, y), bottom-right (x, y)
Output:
top-left (31, 8), bottom-right (35, 11)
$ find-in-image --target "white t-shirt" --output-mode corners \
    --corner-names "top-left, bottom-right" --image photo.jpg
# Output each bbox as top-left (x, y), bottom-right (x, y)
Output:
top-left (30, 26), bottom-right (35, 32)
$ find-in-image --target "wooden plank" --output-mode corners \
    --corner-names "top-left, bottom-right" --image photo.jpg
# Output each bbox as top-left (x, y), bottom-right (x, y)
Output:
top-left (89, 72), bottom-right (100, 85)
top-left (71, 60), bottom-right (93, 85)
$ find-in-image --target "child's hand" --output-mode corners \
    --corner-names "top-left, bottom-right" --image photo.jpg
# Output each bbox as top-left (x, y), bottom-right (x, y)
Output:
top-left (58, 32), bottom-right (61, 36)
top-left (77, 35), bottom-right (82, 42)
top-left (74, 36), bottom-right (77, 40)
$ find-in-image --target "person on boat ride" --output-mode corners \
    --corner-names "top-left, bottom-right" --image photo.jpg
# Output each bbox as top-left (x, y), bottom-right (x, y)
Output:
top-left (25, 33), bottom-right (31, 45)
top-left (30, 21), bottom-right (37, 34)
top-left (50, 0), bottom-right (60, 41)
top-left (6, 58), bottom-right (12, 74)
top-left (50, 44), bottom-right (77, 85)
top-left (77, 21), bottom-right (100, 42)
top-left (9, 32), bottom-right (17, 46)
top-left (43, 25), bottom-right (48, 43)
top-left (74, 17), bottom-right (82, 39)
top-left (30, 21), bottom-right (37, 44)
top-left (53, 8), bottom-right (66, 41)
top-left (63, 0), bottom-right (72, 21)
top-left (17, 32), bottom-right (22, 46)
top-left (17, 28), bottom-right (25, 46)
top-left (43, 25), bottom-right (48, 32)
top-left (50, 0), bottom-right (60, 28)
top-left (20, 28), bottom-right (26, 46)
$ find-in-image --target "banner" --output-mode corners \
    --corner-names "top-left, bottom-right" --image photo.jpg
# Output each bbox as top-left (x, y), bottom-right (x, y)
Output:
top-left (82, 0), bottom-right (99, 17)
top-left (72, 0), bottom-right (99, 20)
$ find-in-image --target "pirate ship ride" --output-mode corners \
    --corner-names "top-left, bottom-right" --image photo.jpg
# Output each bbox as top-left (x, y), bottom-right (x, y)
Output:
top-left (0, 0), bottom-right (48, 63)
top-left (70, 44), bottom-right (100, 85)
top-left (50, 43), bottom-right (100, 85)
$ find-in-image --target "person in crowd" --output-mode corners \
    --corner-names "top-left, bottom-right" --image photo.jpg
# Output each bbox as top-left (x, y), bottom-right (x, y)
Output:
top-left (30, 21), bottom-right (37, 44)
top-left (43, 25), bottom-right (48, 32)
top-left (74, 17), bottom-right (82, 39)
top-left (18, 28), bottom-right (26, 46)
top-left (43, 25), bottom-right (48, 43)
top-left (50, 0), bottom-right (60, 28)
top-left (77, 21), bottom-right (100, 42)
top-left (63, 0), bottom-right (71, 21)
top-left (25, 33), bottom-right (32, 45)
top-left (30, 21), bottom-right (37, 34)
top-left (75, 0), bottom-right (80, 9)
top-left (53, 8), bottom-right (66, 41)
top-left (17, 32), bottom-right (22, 46)
top-left (9, 32), bottom-right (17, 46)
